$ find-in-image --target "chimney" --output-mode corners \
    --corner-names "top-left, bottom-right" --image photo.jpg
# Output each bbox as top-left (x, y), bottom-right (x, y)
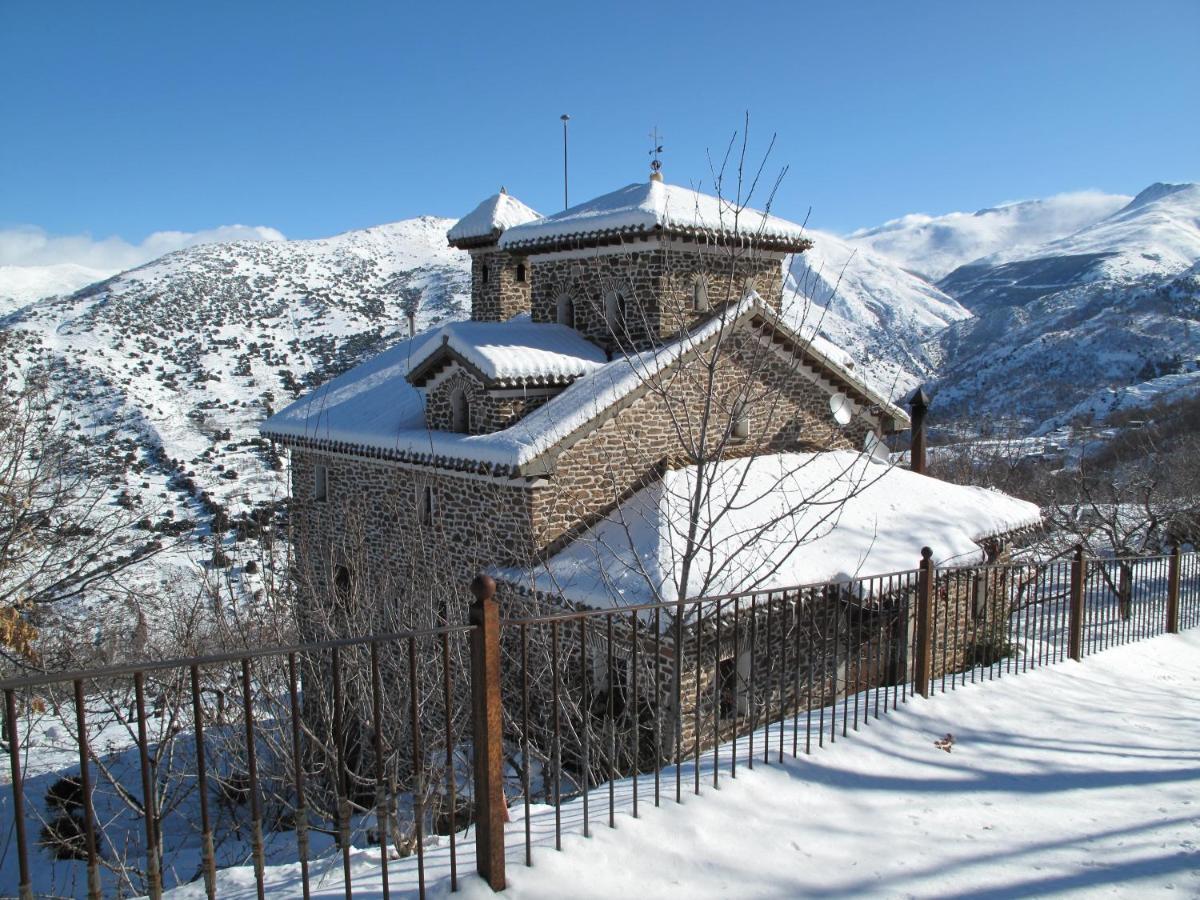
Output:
top-left (908, 386), bottom-right (930, 475)
top-left (407, 311), bottom-right (416, 338)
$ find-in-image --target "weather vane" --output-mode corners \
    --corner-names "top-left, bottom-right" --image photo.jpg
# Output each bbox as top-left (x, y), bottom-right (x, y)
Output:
top-left (649, 126), bottom-right (663, 175)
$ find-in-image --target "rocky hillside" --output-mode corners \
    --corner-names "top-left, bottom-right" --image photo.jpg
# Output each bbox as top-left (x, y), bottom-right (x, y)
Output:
top-left (930, 184), bottom-right (1200, 426)
top-left (1, 217), bottom-right (470, 610)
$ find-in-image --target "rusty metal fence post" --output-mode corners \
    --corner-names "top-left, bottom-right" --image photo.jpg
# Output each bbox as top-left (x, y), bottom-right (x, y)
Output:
top-left (1069, 546), bottom-right (1086, 660)
top-left (1167, 544), bottom-right (1182, 634)
top-left (914, 548), bottom-right (934, 697)
top-left (470, 575), bottom-right (506, 891)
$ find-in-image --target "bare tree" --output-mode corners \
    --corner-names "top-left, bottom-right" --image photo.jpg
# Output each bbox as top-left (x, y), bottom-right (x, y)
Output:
top-left (0, 365), bottom-right (173, 670)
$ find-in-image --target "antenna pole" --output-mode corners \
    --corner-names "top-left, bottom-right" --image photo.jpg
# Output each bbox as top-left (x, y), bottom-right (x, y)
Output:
top-left (560, 114), bottom-right (570, 210)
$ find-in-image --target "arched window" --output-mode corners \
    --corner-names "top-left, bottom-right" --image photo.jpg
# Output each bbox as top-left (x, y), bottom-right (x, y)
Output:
top-left (333, 565), bottom-right (352, 603)
top-left (693, 277), bottom-right (710, 312)
top-left (731, 405), bottom-right (750, 440)
top-left (556, 294), bottom-right (575, 328)
top-left (418, 484), bottom-right (435, 525)
top-left (450, 387), bottom-right (470, 433)
top-left (516, 263), bottom-right (527, 282)
top-left (605, 291), bottom-right (627, 334)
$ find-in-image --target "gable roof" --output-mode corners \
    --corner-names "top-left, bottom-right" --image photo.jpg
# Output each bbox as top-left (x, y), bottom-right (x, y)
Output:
top-left (497, 450), bottom-right (1042, 607)
top-left (260, 296), bottom-right (909, 478)
top-left (406, 318), bottom-right (609, 388)
top-left (447, 191), bottom-right (542, 248)
top-left (498, 180), bottom-right (813, 254)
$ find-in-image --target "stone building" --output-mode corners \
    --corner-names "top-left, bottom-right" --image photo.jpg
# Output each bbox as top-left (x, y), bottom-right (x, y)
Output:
top-left (261, 174), bottom-right (1041, 763)
top-left (261, 172), bottom-right (1040, 620)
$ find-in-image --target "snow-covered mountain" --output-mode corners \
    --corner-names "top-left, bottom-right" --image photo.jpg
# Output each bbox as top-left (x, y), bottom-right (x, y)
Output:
top-left (930, 184), bottom-right (1200, 424)
top-left (1, 217), bottom-right (470, 603)
top-left (847, 190), bottom-right (1129, 281)
top-left (0, 262), bottom-right (112, 313)
top-left (785, 229), bottom-right (971, 394)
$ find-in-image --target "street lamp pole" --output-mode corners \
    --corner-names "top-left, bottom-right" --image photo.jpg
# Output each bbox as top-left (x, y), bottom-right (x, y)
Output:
top-left (560, 114), bottom-right (570, 211)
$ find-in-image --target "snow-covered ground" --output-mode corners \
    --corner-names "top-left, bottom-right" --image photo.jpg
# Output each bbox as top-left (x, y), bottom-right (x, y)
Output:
top-left (164, 629), bottom-right (1200, 899)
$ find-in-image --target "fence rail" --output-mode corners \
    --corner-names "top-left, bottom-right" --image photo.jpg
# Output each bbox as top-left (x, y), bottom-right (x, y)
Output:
top-left (2, 547), bottom-right (1198, 898)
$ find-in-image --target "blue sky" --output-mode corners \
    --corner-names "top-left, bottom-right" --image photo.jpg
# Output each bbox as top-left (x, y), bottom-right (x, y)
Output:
top-left (2, 0), bottom-right (1197, 248)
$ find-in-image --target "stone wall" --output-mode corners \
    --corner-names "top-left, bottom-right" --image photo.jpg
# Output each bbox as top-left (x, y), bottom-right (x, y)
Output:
top-left (423, 366), bottom-right (556, 434)
top-left (470, 247), bottom-right (531, 322)
top-left (528, 328), bottom-right (874, 553)
top-left (527, 245), bottom-right (784, 350)
top-left (289, 449), bottom-right (539, 636)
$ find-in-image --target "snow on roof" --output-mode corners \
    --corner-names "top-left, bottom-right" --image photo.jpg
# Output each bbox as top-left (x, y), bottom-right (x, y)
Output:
top-left (498, 179), bottom-right (812, 251)
top-left (260, 296), bottom-right (909, 475)
top-left (446, 191), bottom-right (542, 246)
top-left (500, 450), bottom-right (1042, 608)
top-left (407, 319), bottom-right (608, 385)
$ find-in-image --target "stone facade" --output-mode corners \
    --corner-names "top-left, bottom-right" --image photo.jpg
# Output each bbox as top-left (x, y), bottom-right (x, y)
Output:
top-left (422, 365), bottom-right (557, 435)
top-left (529, 244), bottom-right (785, 350)
top-left (528, 328), bottom-right (873, 553)
top-left (470, 247), bottom-right (531, 322)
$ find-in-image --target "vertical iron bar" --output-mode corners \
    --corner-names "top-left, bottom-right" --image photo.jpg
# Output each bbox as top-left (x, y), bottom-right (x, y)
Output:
top-left (331, 646), bottom-right (354, 897)
top-left (580, 617), bottom-right (590, 836)
top-left (713, 599), bottom-right (722, 788)
top-left (239, 659), bottom-right (265, 900)
top-left (287, 653), bottom-right (311, 900)
top-left (694, 601), bottom-right (702, 793)
top-left (607, 613), bottom-right (616, 826)
top-left (189, 666), bottom-right (217, 900)
top-left (552, 620), bottom-right (562, 849)
top-left (654, 607), bottom-right (662, 807)
top-left (441, 631), bottom-right (458, 891)
top-left (5, 689), bottom-right (33, 900)
top-left (73, 680), bottom-right (102, 900)
top-left (370, 643), bottom-right (391, 900)
top-left (134, 671), bottom-right (163, 900)
top-left (521, 625), bottom-right (532, 866)
top-left (408, 636), bottom-right (427, 900)
top-left (749, 596), bottom-right (759, 764)
top-left (631, 611), bottom-right (640, 817)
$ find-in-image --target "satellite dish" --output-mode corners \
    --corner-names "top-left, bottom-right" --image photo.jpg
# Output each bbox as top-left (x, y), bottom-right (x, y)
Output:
top-left (864, 432), bottom-right (891, 464)
top-left (829, 392), bottom-right (853, 426)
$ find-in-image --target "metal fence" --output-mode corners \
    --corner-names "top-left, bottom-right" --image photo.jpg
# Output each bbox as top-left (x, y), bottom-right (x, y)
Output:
top-left (2, 547), bottom-right (1197, 899)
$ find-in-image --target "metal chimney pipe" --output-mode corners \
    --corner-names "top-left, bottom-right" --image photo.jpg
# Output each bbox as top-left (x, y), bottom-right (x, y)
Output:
top-left (908, 386), bottom-right (930, 475)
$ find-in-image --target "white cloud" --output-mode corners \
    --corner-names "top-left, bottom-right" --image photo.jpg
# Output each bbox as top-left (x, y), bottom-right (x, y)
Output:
top-left (0, 223), bottom-right (285, 274)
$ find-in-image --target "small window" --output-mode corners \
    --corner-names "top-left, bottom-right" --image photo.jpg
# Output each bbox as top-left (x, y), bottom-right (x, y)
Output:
top-left (693, 277), bottom-right (710, 312)
top-left (313, 465), bottom-right (328, 502)
top-left (732, 406), bottom-right (750, 440)
top-left (333, 565), bottom-right (352, 602)
top-left (556, 294), bottom-right (575, 328)
top-left (450, 387), bottom-right (470, 433)
top-left (418, 484), bottom-right (435, 525)
top-left (605, 291), bottom-right (626, 333)
top-left (516, 263), bottom-right (527, 282)
top-left (481, 263), bottom-right (489, 285)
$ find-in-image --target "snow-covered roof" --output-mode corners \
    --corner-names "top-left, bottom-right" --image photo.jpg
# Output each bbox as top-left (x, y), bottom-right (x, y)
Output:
top-left (260, 296), bottom-right (907, 477)
top-left (498, 179), bottom-right (813, 252)
top-left (499, 450), bottom-right (1042, 607)
top-left (406, 318), bottom-right (608, 386)
top-left (447, 191), bottom-right (542, 247)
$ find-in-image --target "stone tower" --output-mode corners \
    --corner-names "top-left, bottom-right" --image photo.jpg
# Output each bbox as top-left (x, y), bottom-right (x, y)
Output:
top-left (446, 189), bottom-right (541, 322)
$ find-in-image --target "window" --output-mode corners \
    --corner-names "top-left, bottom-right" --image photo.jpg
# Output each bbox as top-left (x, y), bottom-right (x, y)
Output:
top-left (481, 263), bottom-right (489, 285)
top-left (450, 387), bottom-right (470, 433)
top-left (333, 565), bottom-right (352, 602)
top-left (419, 484), bottom-right (434, 525)
top-left (516, 263), bottom-right (527, 282)
top-left (556, 294), bottom-right (575, 328)
top-left (693, 277), bottom-right (710, 312)
top-left (313, 465), bottom-right (328, 502)
top-left (605, 291), bottom-right (627, 333)
top-left (732, 406), bottom-right (750, 440)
